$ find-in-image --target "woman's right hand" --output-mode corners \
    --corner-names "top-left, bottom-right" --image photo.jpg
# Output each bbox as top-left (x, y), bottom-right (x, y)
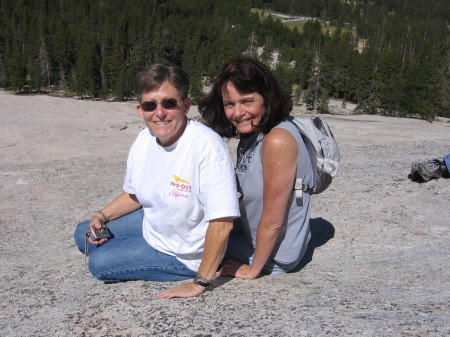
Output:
top-left (218, 260), bottom-right (259, 280)
top-left (86, 216), bottom-right (109, 245)
top-left (156, 282), bottom-right (207, 299)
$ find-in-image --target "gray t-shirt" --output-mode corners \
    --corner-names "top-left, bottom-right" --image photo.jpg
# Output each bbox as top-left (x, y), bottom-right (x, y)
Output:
top-left (234, 120), bottom-right (313, 265)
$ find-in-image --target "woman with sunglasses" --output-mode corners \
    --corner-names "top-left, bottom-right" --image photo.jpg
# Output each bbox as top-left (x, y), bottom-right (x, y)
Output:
top-left (74, 63), bottom-right (239, 298)
top-left (199, 56), bottom-right (314, 279)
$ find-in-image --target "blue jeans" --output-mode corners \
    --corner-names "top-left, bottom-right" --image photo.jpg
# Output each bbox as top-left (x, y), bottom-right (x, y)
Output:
top-left (74, 208), bottom-right (196, 282)
top-left (444, 154), bottom-right (450, 172)
top-left (224, 232), bottom-right (303, 275)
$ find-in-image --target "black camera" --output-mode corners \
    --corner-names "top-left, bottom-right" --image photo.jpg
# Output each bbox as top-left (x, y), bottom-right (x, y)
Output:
top-left (86, 225), bottom-right (113, 241)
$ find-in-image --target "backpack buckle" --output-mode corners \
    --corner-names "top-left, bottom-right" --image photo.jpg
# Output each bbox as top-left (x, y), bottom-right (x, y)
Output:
top-left (294, 178), bottom-right (303, 199)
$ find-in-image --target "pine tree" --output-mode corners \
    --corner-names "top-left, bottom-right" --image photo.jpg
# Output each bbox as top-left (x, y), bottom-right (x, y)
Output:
top-left (304, 51), bottom-right (325, 111)
top-left (39, 37), bottom-right (52, 88)
top-left (4, 45), bottom-right (25, 91)
top-left (398, 52), bottom-right (442, 120)
top-left (377, 52), bottom-right (401, 114)
top-left (351, 47), bottom-right (379, 113)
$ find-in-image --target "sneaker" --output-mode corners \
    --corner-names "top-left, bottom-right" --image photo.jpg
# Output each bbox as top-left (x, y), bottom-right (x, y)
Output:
top-left (416, 159), bottom-right (443, 181)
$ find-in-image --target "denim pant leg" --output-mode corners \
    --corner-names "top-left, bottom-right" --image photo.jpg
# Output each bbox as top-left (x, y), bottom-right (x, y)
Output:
top-left (88, 237), bottom-right (196, 282)
top-left (74, 208), bottom-right (145, 254)
top-left (443, 154), bottom-right (450, 172)
top-left (74, 208), bottom-right (196, 282)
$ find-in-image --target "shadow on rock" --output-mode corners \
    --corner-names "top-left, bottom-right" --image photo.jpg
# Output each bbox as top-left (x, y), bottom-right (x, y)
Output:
top-left (290, 217), bottom-right (335, 273)
top-left (408, 172), bottom-right (426, 183)
top-left (408, 172), bottom-right (449, 183)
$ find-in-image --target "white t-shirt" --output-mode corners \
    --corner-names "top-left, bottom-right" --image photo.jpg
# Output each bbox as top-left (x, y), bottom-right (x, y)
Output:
top-left (123, 119), bottom-right (240, 271)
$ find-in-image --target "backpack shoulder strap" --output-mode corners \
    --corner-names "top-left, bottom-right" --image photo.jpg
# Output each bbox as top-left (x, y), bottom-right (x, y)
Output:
top-left (289, 116), bottom-right (317, 195)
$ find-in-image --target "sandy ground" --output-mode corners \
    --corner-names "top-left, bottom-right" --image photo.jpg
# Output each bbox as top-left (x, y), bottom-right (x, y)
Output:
top-left (0, 90), bottom-right (449, 336)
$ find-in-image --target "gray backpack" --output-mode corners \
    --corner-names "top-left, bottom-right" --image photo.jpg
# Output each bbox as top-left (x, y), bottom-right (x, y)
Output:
top-left (290, 116), bottom-right (340, 198)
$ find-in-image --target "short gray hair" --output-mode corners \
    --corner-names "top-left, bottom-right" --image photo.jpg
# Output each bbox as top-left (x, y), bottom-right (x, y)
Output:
top-left (133, 63), bottom-right (190, 102)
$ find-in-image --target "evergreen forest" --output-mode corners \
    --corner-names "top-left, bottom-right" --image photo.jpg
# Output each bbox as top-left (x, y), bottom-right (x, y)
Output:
top-left (1, 0), bottom-right (449, 119)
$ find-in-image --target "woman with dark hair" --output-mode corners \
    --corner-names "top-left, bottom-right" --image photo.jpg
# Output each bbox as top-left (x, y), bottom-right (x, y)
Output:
top-left (74, 63), bottom-right (240, 298)
top-left (199, 56), bottom-right (313, 279)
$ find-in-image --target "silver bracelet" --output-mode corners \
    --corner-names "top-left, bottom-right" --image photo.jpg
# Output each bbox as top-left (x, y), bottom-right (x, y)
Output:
top-left (96, 210), bottom-right (110, 223)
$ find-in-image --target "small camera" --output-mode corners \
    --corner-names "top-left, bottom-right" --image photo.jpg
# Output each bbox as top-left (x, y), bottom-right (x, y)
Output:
top-left (86, 225), bottom-right (113, 241)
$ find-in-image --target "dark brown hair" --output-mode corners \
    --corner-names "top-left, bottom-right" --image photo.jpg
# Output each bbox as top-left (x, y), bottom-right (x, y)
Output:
top-left (133, 63), bottom-right (190, 102)
top-left (199, 56), bottom-right (292, 137)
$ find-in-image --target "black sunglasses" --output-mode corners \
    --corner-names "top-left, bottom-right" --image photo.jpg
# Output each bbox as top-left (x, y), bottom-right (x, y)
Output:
top-left (140, 98), bottom-right (183, 112)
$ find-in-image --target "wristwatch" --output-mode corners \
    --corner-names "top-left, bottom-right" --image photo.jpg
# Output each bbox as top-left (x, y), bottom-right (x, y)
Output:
top-left (193, 273), bottom-right (212, 287)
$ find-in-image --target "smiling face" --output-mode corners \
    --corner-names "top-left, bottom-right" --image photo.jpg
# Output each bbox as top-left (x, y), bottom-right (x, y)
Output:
top-left (222, 81), bottom-right (266, 135)
top-left (137, 81), bottom-right (191, 147)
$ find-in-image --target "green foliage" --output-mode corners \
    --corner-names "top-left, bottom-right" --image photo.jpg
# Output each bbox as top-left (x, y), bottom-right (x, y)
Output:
top-left (0, 0), bottom-right (448, 120)
top-left (4, 45), bottom-right (26, 91)
top-left (317, 93), bottom-right (330, 114)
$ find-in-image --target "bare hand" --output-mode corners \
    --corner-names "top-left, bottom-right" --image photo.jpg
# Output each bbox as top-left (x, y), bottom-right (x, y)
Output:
top-left (218, 260), bottom-right (258, 280)
top-left (156, 282), bottom-right (206, 299)
top-left (87, 217), bottom-right (109, 245)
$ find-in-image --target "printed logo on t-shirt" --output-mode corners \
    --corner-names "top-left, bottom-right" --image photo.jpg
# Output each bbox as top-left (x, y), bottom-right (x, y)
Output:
top-left (236, 152), bottom-right (254, 174)
top-left (169, 175), bottom-right (192, 199)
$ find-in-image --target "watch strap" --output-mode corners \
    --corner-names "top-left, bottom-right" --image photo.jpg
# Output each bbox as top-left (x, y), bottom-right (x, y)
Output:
top-left (193, 273), bottom-right (211, 287)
